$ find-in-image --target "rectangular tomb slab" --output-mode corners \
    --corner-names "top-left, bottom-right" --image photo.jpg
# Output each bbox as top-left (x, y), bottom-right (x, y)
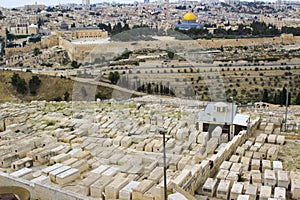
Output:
top-left (132, 180), bottom-right (154, 200)
top-left (202, 178), bottom-right (218, 197)
top-left (49, 165), bottom-right (71, 182)
top-left (10, 167), bottom-right (32, 178)
top-left (216, 179), bottom-right (230, 200)
top-left (41, 163), bottom-right (63, 175)
top-left (259, 185), bottom-right (272, 200)
top-left (105, 178), bottom-right (129, 199)
top-left (274, 187), bottom-right (286, 200)
top-left (90, 176), bottom-right (113, 198)
top-left (119, 181), bottom-right (140, 200)
top-left (56, 168), bottom-right (80, 185)
top-left (277, 170), bottom-right (289, 189)
top-left (31, 175), bottom-right (51, 184)
top-left (264, 169), bottom-right (276, 187)
top-left (230, 182), bottom-right (244, 200)
top-left (244, 184), bottom-right (257, 200)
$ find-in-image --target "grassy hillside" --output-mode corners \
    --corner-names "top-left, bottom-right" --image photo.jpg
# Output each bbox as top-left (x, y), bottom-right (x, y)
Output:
top-left (0, 71), bottom-right (113, 103)
top-left (105, 64), bottom-right (300, 104)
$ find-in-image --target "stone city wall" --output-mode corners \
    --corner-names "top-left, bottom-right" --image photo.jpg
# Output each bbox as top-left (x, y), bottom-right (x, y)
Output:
top-left (197, 34), bottom-right (300, 49)
top-left (4, 42), bottom-right (41, 58)
top-left (41, 35), bottom-right (59, 49)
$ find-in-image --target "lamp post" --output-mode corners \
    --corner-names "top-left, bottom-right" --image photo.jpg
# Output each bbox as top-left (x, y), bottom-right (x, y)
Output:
top-left (158, 127), bottom-right (168, 200)
top-left (230, 96), bottom-right (234, 139)
top-left (285, 87), bottom-right (288, 132)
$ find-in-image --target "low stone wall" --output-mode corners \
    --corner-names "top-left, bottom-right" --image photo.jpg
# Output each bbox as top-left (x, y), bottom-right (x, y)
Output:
top-left (0, 171), bottom-right (90, 200)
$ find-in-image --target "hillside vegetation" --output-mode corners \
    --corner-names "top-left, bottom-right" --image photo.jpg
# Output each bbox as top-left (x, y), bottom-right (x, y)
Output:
top-left (0, 71), bottom-right (113, 103)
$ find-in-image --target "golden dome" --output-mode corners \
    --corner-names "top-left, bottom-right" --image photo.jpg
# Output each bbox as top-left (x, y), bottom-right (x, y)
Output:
top-left (183, 12), bottom-right (197, 21)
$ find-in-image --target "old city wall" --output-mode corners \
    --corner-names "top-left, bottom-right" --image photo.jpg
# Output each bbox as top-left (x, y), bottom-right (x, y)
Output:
top-left (59, 37), bottom-right (75, 60)
top-left (4, 42), bottom-right (41, 58)
top-left (198, 34), bottom-right (300, 49)
top-left (72, 39), bottom-right (205, 62)
top-left (65, 35), bottom-right (300, 62)
top-left (41, 35), bottom-right (59, 49)
top-left (0, 171), bottom-right (89, 200)
top-left (4, 34), bottom-right (300, 62)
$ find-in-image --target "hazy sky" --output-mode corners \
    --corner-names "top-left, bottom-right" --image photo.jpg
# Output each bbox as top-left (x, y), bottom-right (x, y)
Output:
top-left (0, 0), bottom-right (147, 8)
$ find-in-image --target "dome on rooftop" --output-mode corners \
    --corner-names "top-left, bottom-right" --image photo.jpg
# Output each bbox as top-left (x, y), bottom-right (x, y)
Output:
top-left (183, 12), bottom-right (197, 21)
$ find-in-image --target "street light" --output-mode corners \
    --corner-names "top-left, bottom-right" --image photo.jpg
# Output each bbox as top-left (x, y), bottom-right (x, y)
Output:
top-left (230, 96), bottom-right (234, 140)
top-left (158, 127), bottom-right (168, 200)
top-left (284, 87), bottom-right (288, 132)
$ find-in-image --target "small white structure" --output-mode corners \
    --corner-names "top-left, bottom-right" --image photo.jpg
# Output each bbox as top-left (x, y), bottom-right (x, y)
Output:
top-left (230, 163), bottom-right (243, 173)
top-left (244, 184), bottom-right (257, 200)
top-left (267, 147), bottom-right (278, 161)
top-left (105, 178), bottom-right (129, 199)
top-left (259, 185), bottom-right (272, 200)
top-left (10, 167), bottom-right (33, 180)
top-left (49, 165), bottom-right (71, 182)
top-left (292, 179), bottom-right (300, 199)
top-left (90, 176), bottom-right (113, 198)
top-left (237, 194), bottom-right (250, 200)
top-left (241, 156), bottom-right (251, 171)
top-left (220, 161), bottom-right (232, 170)
top-left (277, 170), bottom-right (289, 189)
top-left (212, 126), bottom-right (223, 144)
top-left (267, 134), bottom-right (277, 144)
top-left (216, 179), bottom-right (231, 199)
top-left (56, 168), bottom-right (80, 185)
top-left (202, 178), bottom-right (218, 197)
top-left (276, 135), bottom-right (285, 145)
top-left (264, 169), bottom-right (276, 187)
top-left (262, 160), bottom-right (272, 173)
top-left (230, 155), bottom-right (241, 163)
top-left (251, 171), bottom-right (262, 185)
top-left (251, 159), bottom-right (260, 171)
top-left (226, 171), bottom-right (239, 187)
top-left (31, 175), bottom-right (51, 184)
top-left (168, 192), bottom-right (188, 200)
top-left (274, 187), bottom-right (286, 200)
top-left (230, 182), bottom-right (244, 200)
top-left (197, 132), bottom-right (209, 146)
top-left (273, 161), bottom-right (283, 171)
top-left (132, 180), bottom-right (154, 200)
top-left (235, 146), bottom-right (245, 157)
top-left (119, 181), bottom-right (140, 200)
top-left (216, 169), bottom-right (229, 181)
top-left (41, 163), bottom-right (63, 176)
